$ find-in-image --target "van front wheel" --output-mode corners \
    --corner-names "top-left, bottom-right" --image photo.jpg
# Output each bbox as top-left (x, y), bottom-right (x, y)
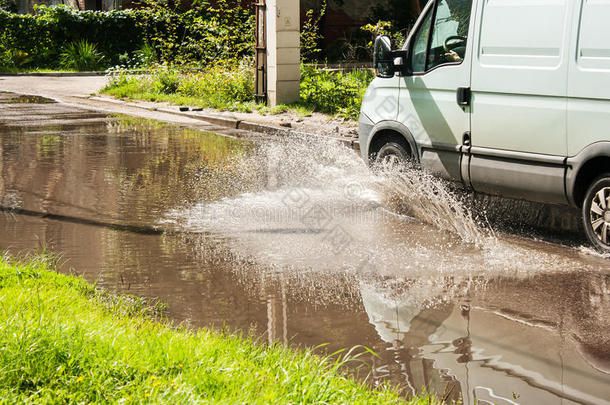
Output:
top-left (582, 174), bottom-right (610, 252)
top-left (374, 142), bottom-right (411, 170)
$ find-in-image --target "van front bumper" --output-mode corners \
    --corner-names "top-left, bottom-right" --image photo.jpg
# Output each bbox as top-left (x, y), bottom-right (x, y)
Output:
top-left (357, 112), bottom-right (374, 161)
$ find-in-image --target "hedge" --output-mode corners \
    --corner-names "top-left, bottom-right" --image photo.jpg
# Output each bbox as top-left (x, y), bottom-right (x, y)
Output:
top-left (0, 2), bottom-right (254, 69)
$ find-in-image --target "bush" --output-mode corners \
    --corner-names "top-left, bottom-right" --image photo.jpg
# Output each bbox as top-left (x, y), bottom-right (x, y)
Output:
top-left (104, 61), bottom-right (255, 111)
top-left (177, 62), bottom-right (254, 105)
top-left (300, 0), bottom-right (326, 62)
top-left (60, 40), bottom-right (104, 71)
top-left (0, 4), bottom-right (254, 70)
top-left (103, 62), bottom-right (375, 120)
top-left (155, 69), bottom-right (181, 94)
top-left (299, 65), bottom-right (375, 119)
top-left (0, 0), bottom-right (16, 12)
top-left (135, 42), bottom-right (156, 66)
top-left (165, 0), bottom-right (255, 66)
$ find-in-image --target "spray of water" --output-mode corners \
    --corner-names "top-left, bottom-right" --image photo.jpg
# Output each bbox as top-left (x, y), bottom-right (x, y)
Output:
top-left (373, 162), bottom-right (488, 246)
top-left (167, 134), bottom-right (488, 245)
top-left (164, 134), bottom-right (609, 283)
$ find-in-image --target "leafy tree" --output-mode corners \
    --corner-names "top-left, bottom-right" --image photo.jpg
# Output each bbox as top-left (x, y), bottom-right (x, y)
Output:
top-left (301, 0), bottom-right (326, 62)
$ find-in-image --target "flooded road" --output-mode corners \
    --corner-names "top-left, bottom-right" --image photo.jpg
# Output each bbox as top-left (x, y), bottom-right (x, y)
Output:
top-left (1, 92), bottom-right (609, 404)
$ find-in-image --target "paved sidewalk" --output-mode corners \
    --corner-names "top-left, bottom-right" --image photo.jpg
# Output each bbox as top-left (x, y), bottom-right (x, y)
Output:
top-left (0, 75), bottom-right (106, 98)
top-left (0, 75), bottom-right (212, 127)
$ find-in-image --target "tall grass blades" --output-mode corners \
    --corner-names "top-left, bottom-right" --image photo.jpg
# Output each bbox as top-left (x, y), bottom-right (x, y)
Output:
top-left (103, 63), bottom-right (375, 120)
top-left (0, 255), bottom-right (445, 403)
top-left (60, 40), bottom-right (104, 71)
top-left (300, 65), bottom-right (375, 119)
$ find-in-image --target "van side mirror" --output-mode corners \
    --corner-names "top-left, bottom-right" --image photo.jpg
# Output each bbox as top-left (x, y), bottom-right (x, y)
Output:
top-left (373, 35), bottom-right (395, 78)
top-left (373, 35), bottom-right (409, 78)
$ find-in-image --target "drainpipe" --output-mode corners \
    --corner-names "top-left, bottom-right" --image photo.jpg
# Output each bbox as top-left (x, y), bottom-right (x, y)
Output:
top-left (254, 0), bottom-right (267, 103)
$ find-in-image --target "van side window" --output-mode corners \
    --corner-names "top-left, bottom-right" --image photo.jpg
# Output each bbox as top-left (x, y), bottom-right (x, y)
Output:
top-left (410, 0), bottom-right (472, 73)
top-left (411, 11), bottom-right (433, 73)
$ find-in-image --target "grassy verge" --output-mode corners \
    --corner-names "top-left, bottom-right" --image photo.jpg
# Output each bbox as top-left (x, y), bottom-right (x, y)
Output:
top-left (101, 62), bottom-right (375, 120)
top-left (0, 255), bottom-right (438, 403)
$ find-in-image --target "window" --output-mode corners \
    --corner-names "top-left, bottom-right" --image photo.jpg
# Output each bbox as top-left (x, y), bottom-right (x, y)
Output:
top-left (409, 0), bottom-right (472, 73)
top-left (411, 10), bottom-right (433, 73)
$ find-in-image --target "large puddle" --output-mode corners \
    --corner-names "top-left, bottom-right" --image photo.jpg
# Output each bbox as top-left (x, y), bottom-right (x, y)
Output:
top-left (1, 93), bottom-right (609, 404)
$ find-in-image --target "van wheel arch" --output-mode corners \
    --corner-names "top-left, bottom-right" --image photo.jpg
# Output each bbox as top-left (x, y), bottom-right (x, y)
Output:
top-left (368, 129), bottom-right (418, 164)
top-left (573, 156), bottom-right (610, 208)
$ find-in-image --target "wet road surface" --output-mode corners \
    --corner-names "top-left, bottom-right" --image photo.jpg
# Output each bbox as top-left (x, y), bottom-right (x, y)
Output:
top-left (1, 92), bottom-right (609, 404)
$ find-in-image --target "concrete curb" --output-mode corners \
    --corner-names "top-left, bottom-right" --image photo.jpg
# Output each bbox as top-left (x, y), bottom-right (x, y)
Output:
top-left (88, 96), bottom-right (360, 150)
top-left (0, 72), bottom-right (107, 77)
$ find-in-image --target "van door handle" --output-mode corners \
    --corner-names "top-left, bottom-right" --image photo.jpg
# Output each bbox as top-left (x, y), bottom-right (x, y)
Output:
top-left (462, 132), bottom-right (471, 146)
top-left (457, 87), bottom-right (471, 107)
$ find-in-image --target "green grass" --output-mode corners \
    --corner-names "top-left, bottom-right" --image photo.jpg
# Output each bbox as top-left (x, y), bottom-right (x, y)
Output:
top-left (101, 63), bottom-right (375, 120)
top-left (105, 86), bottom-right (260, 114)
top-left (0, 255), bottom-right (441, 404)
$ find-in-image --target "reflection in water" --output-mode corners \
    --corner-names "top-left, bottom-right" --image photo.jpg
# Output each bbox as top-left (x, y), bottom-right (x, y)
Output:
top-left (0, 94), bottom-right (56, 104)
top-left (360, 274), bottom-right (610, 405)
top-left (0, 92), bottom-right (609, 404)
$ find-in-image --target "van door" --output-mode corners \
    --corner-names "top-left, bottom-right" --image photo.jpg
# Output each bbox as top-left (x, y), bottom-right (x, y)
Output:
top-left (467, 0), bottom-right (575, 204)
top-left (566, 0), bottom-right (610, 167)
top-left (399, 0), bottom-right (474, 182)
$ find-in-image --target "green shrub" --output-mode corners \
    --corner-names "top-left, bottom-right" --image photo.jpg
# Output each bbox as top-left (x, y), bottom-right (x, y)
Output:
top-left (0, 0), bottom-right (16, 12)
top-left (104, 61), bottom-right (255, 111)
top-left (0, 49), bottom-right (31, 68)
top-left (0, 4), bottom-right (254, 70)
top-left (300, 0), bottom-right (326, 62)
top-left (299, 65), bottom-right (375, 119)
top-left (9, 49), bottom-right (31, 66)
top-left (135, 42), bottom-right (156, 67)
top-left (155, 69), bottom-right (181, 94)
top-left (103, 63), bottom-right (375, 120)
top-left (60, 40), bottom-right (104, 71)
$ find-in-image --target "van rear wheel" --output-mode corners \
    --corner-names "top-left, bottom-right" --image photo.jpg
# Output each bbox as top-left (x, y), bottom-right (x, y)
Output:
top-left (582, 174), bottom-right (610, 252)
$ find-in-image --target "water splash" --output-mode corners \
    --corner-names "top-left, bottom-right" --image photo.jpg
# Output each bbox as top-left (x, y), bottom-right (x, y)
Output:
top-left (374, 163), bottom-right (488, 246)
top-left (579, 245), bottom-right (610, 260)
top-left (166, 134), bottom-right (488, 246)
top-left (164, 134), bottom-right (608, 281)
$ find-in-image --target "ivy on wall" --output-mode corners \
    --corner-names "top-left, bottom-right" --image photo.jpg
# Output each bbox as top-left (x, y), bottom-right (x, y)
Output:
top-left (0, 2), bottom-right (254, 69)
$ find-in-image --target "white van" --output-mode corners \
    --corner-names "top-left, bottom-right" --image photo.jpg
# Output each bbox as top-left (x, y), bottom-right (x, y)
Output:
top-left (359, 0), bottom-right (610, 251)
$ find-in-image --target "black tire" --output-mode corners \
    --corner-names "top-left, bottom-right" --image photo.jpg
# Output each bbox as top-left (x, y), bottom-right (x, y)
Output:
top-left (374, 141), bottom-right (411, 169)
top-left (582, 174), bottom-right (610, 252)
